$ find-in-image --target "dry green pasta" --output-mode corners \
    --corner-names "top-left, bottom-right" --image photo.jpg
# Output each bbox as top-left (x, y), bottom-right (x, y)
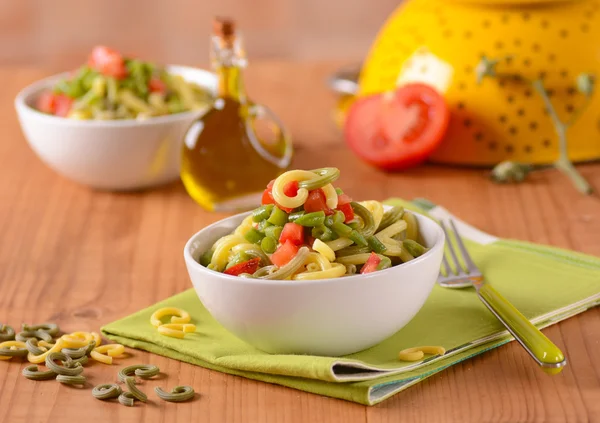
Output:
top-left (25, 338), bottom-right (47, 356)
top-left (21, 323), bottom-right (60, 337)
top-left (118, 391), bottom-right (136, 407)
top-left (92, 383), bottom-right (122, 400)
top-left (0, 342), bottom-right (28, 358)
top-left (71, 355), bottom-right (89, 366)
top-left (56, 374), bottom-right (86, 385)
top-left (124, 376), bottom-right (148, 402)
top-left (22, 365), bottom-right (57, 381)
top-left (0, 324), bottom-right (15, 341)
top-left (154, 385), bottom-right (195, 402)
top-left (62, 347), bottom-right (88, 359)
top-left (45, 352), bottom-right (83, 376)
top-left (118, 364), bottom-right (160, 382)
top-left (15, 330), bottom-right (53, 343)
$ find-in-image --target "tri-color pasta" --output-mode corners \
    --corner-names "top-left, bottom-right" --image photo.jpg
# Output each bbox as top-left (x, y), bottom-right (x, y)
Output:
top-left (199, 167), bottom-right (429, 280)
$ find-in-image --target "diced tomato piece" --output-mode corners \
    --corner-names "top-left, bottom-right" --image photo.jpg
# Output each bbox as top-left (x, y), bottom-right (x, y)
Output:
top-left (224, 258), bottom-right (261, 276)
top-left (360, 252), bottom-right (381, 274)
top-left (53, 94), bottom-right (74, 117)
top-left (261, 181), bottom-right (295, 213)
top-left (36, 91), bottom-right (56, 114)
top-left (304, 189), bottom-right (331, 213)
top-left (279, 222), bottom-right (304, 246)
top-left (337, 193), bottom-right (353, 206)
top-left (148, 78), bottom-right (167, 93)
top-left (270, 240), bottom-right (299, 268)
top-left (283, 180), bottom-right (299, 197)
top-left (88, 46), bottom-right (127, 79)
top-left (337, 203), bottom-right (355, 223)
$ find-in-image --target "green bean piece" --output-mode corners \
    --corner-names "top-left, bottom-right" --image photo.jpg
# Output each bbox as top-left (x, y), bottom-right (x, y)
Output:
top-left (92, 383), bottom-right (122, 400)
top-left (335, 245), bottom-right (371, 257)
top-left (260, 236), bottom-right (278, 254)
top-left (267, 207), bottom-right (288, 226)
top-left (46, 352), bottom-right (83, 376)
top-left (335, 187), bottom-right (344, 195)
top-left (402, 212), bottom-right (419, 241)
top-left (288, 211), bottom-right (305, 222)
top-left (348, 221), bottom-right (361, 230)
top-left (155, 385), bottom-right (195, 402)
top-left (25, 338), bottom-right (47, 356)
top-left (367, 236), bottom-right (388, 254)
top-left (332, 210), bottom-right (346, 224)
top-left (56, 374), bottom-right (86, 385)
top-left (244, 228), bottom-right (265, 244)
top-left (330, 221), bottom-right (353, 237)
top-left (297, 168), bottom-right (341, 191)
top-left (252, 205), bottom-right (274, 222)
top-left (349, 230), bottom-right (368, 247)
top-left (376, 256), bottom-right (393, 271)
top-left (311, 225), bottom-right (336, 242)
top-left (0, 345), bottom-right (28, 358)
top-left (124, 376), bottom-right (148, 402)
top-left (118, 391), bottom-right (135, 407)
top-left (295, 211), bottom-right (326, 227)
top-left (22, 365), bottom-right (56, 381)
top-left (199, 249), bottom-right (214, 267)
top-left (351, 202), bottom-right (376, 237)
top-left (15, 330), bottom-right (53, 343)
top-left (377, 206), bottom-right (405, 232)
top-left (264, 225), bottom-right (282, 240)
top-left (21, 323), bottom-right (59, 337)
top-left (118, 364), bottom-right (160, 382)
top-left (0, 324), bottom-right (15, 341)
top-left (403, 239), bottom-right (427, 257)
top-left (257, 219), bottom-right (272, 232)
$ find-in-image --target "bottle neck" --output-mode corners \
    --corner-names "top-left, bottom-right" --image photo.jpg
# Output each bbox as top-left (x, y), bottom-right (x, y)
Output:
top-left (217, 64), bottom-right (246, 103)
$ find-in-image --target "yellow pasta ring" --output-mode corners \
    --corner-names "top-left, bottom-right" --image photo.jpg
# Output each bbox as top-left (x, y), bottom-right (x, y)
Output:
top-left (94, 344), bottom-right (125, 358)
top-left (91, 332), bottom-right (102, 347)
top-left (60, 335), bottom-right (90, 349)
top-left (27, 339), bottom-right (65, 364)
top-left (157, 324), bottom-right (196, 339)
top-left (0, 341), bottom-right (27, 360)
top-left (90, 350), bottom-right (113, 365)
top-left (150, 307), bottom-right (191, 328)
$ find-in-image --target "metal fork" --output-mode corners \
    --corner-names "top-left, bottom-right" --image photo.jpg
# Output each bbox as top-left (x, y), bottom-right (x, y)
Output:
top-left (437, 219), bottom-right (567, 373)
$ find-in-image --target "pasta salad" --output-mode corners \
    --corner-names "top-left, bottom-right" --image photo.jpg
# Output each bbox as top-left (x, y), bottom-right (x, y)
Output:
top-left (36, 46), bottom-right (212, 120)
top-left (199, 167), bottom-right (429, 280)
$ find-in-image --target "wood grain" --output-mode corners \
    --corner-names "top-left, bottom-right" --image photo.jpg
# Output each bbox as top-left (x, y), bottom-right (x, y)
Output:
top-left (1, 62), bottom-right (599, 423)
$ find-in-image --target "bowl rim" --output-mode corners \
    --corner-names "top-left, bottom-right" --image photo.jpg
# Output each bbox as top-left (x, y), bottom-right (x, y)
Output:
top-left (183, 208), bottom-right (445, 286)
top-left (14, 64), bottom-right (217, 128)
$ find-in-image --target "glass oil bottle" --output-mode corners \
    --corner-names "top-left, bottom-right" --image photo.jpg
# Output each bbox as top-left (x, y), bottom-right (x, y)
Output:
top-left (180, 17), bottom-right (293, 212)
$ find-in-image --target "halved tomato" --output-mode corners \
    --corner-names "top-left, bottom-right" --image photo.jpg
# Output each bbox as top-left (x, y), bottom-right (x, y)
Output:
top-left (344, 83), bottom-right (450, 170)
top-left (88, 46), bottom-right (127, 79)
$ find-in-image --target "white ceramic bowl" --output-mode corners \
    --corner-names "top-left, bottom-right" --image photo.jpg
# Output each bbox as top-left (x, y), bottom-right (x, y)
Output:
top-left (184, 209), bottom-right (445, 356)
top-left (14, 66), bottom-right (217, 191)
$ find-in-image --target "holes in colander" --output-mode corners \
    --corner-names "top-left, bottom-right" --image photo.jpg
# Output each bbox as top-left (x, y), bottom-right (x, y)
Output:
top-left (474, 132), bottom-right (484, 141)
top-left (505, 145), bottom-right (515, 153)
top-left (541, 20), bottom-right (549, 29)
top-left (524, 145), bottom-right (533, 153)
top-left (458, 82), bottom-right (467, 91)
top-left (499, 115), bottom-right (508, 124)
top-left (495, 41), bottom-right (504, 50)
top-left (548, 53), bottom-right (556, 63)
top-left (482, 20), bottom-right (491, 28)
top-left (538, 71), bottom-right (547, 80)
top-left (567, 86), bottom-right (577, 96)
top-left (488, 141), bottom-right (498, 151)
top-left (529, 121), bottom-right (538, 130)
top-left (464, 65), bottom-right (473, 74)
top-left (517, 109), bottom-right (525, 117)
top-left (522, 12), bottom-right (531, 21)
top-left (507, 95), bottom-right (515, 104)
top-left (501, 14), bottom-right (510, 23)
top-left (514, 38), bottom-right (522, 47)
top-left (582, 23), bottom-right (590, 33)
top-left (547, 89), bottom-right (555, 97)
top-left (543, 107), bottom-right (550, 115)
top-left (584, 10), bottom-right (594, 19)
top-left (457, 102), bottom-right (465, 110)
top-left (442, 29), bottom-right (453, 38)
top-left (524, 89), bottom-right (533, 97)
top-left (566, 104), bottom-right (575, 113)
top-left (543, 139), bottom-right (552, 148)
top-left (505, 56), bottom-right (513, 65)
top-left (509, 126), bottom-right (518, 135)
top-left (464, 118), bottom-right (473, 128)
top-left (464, 30), bottom-right (473, 39)
top-left (523, 58), bottom-right (531, 67)
top-left (532, 43), bottom-right (541, 52)
top-left (499, 80), bottom-right (506, 88)
top-left (560, 69), bottom-right (569, 78)
top-left (559, 29), bottom-right (569, 38)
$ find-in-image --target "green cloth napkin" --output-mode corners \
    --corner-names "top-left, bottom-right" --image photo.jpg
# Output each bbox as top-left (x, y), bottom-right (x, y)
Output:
top-left (102, 199), bottom-right (600, 405)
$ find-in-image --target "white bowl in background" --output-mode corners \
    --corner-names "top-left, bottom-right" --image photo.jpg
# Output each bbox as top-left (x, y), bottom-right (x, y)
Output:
top-left (184, 209), bottom-right (445, 356)
top-left (14, 66), bottom-right (217, 191)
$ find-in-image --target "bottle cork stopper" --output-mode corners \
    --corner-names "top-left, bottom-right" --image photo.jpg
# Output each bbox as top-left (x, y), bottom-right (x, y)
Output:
top-left (213, 17), bottom-right (236, 42)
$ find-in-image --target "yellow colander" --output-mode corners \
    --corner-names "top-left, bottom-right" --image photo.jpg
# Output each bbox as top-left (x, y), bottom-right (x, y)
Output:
top-left (354, 0), bottom-right (600, 166)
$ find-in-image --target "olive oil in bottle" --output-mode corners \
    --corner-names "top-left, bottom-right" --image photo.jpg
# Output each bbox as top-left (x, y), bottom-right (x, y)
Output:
top-left (180, 17), bottom-right (292, 212)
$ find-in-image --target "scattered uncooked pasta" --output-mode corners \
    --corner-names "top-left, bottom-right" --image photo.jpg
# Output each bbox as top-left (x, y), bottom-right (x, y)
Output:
top-left (21, 323), bottom-right (60, 336)
top-left (199, 167), bottom-right (429, 280)
top-left (92, 383), bottom-right (122, 400)
top-left (124, 376), bottom-right (148, 402)
top-left (22, 365), bottom-right (57, 381)
top-left (45, 352), bottom-right (84, 376)
top-left (56, 374), bottom-right (86, 385)
top-left (16, 330), bottom-right (53, 343)
top-left (155, 385), bottom-right (195, 402)
top-left (157, 323), bottom-right (196, 339)
top-left (150, 307), bottom-right (191, 327)
top-left (398, 346), bottom-right (446, 362)
top-left (118, 391), bottom-right (136, 407)
top-left (0, 341), bottom-right (28, 360)
top-left (118, 364), bottom-right (160, 382)
top-left (0, 324), bottom-right (15, 341)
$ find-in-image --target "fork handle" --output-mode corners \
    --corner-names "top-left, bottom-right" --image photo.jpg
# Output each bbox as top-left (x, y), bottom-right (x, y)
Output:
top-left (476, 283), bottom-right (566, 374)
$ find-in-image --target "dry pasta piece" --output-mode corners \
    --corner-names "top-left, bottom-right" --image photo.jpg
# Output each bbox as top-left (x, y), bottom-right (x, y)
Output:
top-left (124, 376), bottom-right (148, 402)
top-left (91, 332), bottom-right (102, 347)
top-left (60, 334), bottom-right (90, 349)
top-left (155, 385), bottom-right (195, 402)
top-left (22, 364), bottom-right (56, 381)
top-left (28, 339), bottom-right (65, 364)
top-left (118, 364), bottom-right (160, 382)
top-left (21, 323), bottom-right (60, 337)
top-left (150, 307), bottom-right (191, 327)
top-left (45, 352), bottom-right (83, 376)
top-left (0, 341), bottom-right (28, 360)
top-left (0, 324), bottom-right (15, 342)
top-left (398, 346), bottom-right (446, 362)
top-left (118, 391), bottom-right (135, 407)
top-left (57, 374), bottom-right (86, 385)
top-left (90, 350), bottom-right (113, 365)
top-left (94, 344), bottom-right (125, 357)
top-left (157, 324), bottom-right (196, 339)
top-left (92, 383), bottom-right (122, 400)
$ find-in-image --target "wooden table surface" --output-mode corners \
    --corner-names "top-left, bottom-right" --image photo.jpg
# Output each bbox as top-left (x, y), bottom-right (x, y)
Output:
top-left (1, 62), bottom-right (599, 423)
